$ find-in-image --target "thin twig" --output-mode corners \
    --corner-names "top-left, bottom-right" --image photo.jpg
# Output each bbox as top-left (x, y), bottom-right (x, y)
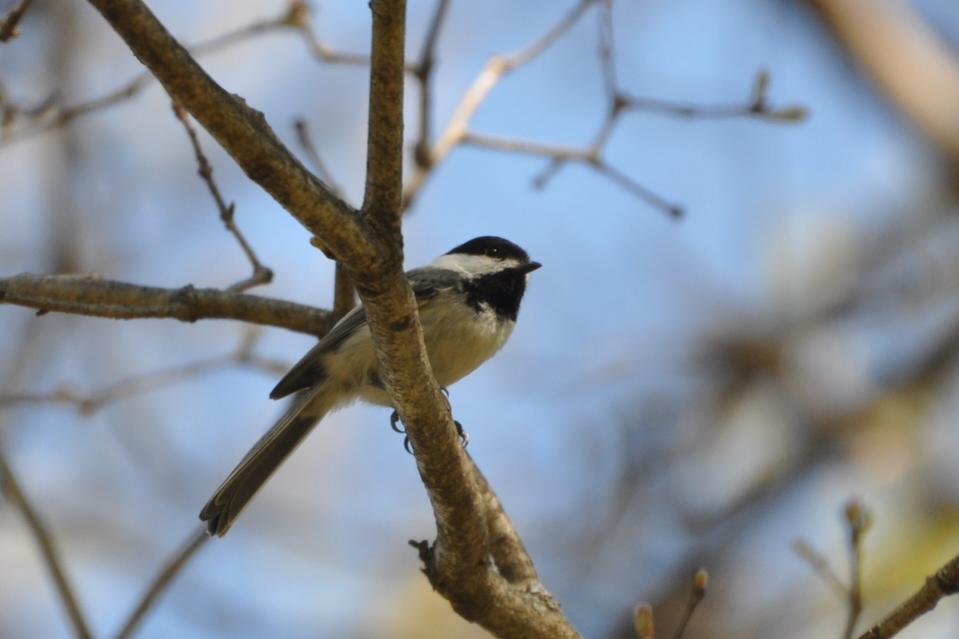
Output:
top-left (623, 69), bottom-right (808, 122)
top-left (843, 500), bottom-right (872, 639)
top-left (792, 539), bottom-right (849, 601)
top-left (0, 449), bottom-right (92, 639)
top-left (412, 0), bottom-right (451, 168)
top-left (171, 102), bottom-right (272, 292)
top-left (453, 7), bottom-right (802, 218)
top-left (0, 0), bottom-right (33, 42)
top-left (402, 0), bottom-right (598, 210)
top-left (113, 528), bottom-right (209, 639)
top-left (671, 568), bottom-right (708, 639)
top-left (461, 132), bottom-right (683, 218)
top-left (293, 118), bottom-right (345, 199)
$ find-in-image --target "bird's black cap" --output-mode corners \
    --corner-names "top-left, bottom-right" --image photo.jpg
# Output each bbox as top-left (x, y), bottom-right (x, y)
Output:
top-left (446, 236), bottom-right (532, 263)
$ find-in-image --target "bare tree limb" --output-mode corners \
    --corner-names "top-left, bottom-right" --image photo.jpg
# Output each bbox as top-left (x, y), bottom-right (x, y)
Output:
top-left (113, 528), bottom-right (209, 639)
top-left (671, 569), bottom-right (708, 639)
top-left (856, 552), bottom-right (959, 639)
top-left (0, 273), bottom-right (332, 336)
top-left (0, 448), bottom-right (92, 639)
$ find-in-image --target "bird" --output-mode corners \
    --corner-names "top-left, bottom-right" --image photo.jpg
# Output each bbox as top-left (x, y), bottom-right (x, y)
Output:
top-left (200, 236), bottom-right (541, 536)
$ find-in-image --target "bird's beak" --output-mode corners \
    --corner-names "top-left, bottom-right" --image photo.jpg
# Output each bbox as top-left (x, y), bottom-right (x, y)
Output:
top-left (518, 261), bottom-right (542, 274)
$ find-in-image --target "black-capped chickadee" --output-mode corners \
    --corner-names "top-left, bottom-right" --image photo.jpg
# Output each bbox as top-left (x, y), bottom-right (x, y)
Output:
top-left (200, 236), bottom-right (541, 536)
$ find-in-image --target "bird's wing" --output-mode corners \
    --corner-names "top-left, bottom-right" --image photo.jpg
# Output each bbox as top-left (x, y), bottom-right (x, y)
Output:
top-left (268, 267), bottom-right (460, 400)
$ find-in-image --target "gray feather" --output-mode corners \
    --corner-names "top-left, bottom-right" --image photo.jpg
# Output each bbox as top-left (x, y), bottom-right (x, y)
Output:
top-left (269, 267), bottom-right (460, 400)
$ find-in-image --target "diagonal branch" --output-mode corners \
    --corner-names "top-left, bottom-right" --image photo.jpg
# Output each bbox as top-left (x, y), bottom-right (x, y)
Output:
top-left (0, 273), bottom-right (332, 336)
top-left (85, 0), bottom-right (380, 273)
top-left (856, 551), bottom-right (959, 639)
top-left (114, 528), bottom-right (209, 639)
top-left (0, 448), bottom-right (92, 639)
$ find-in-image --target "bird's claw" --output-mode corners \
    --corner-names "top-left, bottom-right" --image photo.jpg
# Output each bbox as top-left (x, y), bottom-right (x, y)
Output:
top-left (390, 409), bottom-right (405, 434)
top-left (391, 393), bottom-right (466, 453)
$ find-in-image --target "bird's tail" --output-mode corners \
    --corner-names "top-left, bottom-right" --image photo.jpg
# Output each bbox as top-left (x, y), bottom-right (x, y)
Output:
top-left (200, 385), bottom-right (338, 536)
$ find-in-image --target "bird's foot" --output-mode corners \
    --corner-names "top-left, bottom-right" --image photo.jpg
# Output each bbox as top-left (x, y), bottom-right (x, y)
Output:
top-left (390, 392), bottom-right (467, 453)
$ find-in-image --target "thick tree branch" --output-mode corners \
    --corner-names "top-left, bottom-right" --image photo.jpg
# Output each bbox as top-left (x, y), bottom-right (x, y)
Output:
top-left (85, 0), bottom-right (381, 272)
top-left (355, 2), bottom-right (578, 636)
top-left (856, 552), bottom-right (959, 639)
top-left (0, 273), bottom-right (332, 336)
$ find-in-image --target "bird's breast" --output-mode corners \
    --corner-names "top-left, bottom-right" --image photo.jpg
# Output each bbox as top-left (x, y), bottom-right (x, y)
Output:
top-left (419, 299), bottom-right (515, 387)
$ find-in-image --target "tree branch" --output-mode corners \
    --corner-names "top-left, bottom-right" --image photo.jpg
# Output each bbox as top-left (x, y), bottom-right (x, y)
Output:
top-left (85, 0), bottom-right (380, 273)
top-left (0, 273), bottom-right (332, 336)
top-left (355, 2), bottom-right (579, 636)
top-left (856, 552), bottom-right (959, 639)
top-left (84, 1), bottom-right (578, 635)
